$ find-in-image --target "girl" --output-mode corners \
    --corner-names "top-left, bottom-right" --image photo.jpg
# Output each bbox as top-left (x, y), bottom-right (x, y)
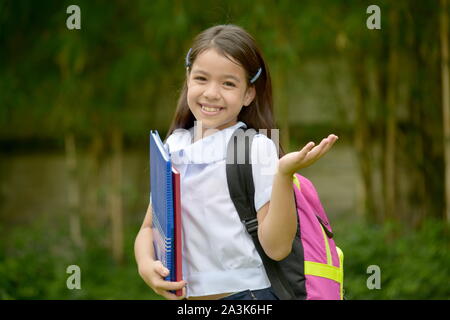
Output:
top-left (134, 24), bottom-right (338, 300)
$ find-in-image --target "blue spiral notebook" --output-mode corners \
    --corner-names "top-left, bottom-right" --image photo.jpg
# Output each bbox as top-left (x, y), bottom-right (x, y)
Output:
top-left (150, 130), bottom-right (182, 294)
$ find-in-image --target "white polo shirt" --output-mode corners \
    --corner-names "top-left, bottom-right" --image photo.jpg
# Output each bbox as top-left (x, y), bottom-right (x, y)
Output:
top-left (163, 121), bottom-right (279, 297)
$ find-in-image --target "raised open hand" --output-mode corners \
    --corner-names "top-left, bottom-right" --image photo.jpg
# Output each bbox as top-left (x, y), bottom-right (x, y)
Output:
top-left (278, 134), bottom-right (339, 176)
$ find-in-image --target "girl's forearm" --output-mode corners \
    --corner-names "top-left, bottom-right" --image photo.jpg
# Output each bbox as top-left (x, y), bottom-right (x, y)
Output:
top-left (258, 172), bottom-right (297, 261)
top-left (134, 226), bottom-right (156, 269)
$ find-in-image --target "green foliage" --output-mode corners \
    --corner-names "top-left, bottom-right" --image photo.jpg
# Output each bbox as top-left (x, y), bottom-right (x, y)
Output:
top-left (0, 0), bottom-right (448, 301)
top-left (334, 217), bottom-right (450, 299)
top-left (0, 215), bottom-right (160, 300)
top-left (1, 211), bottom-right (448, 299)
top-left (0, 0), bottom-right (396, 140)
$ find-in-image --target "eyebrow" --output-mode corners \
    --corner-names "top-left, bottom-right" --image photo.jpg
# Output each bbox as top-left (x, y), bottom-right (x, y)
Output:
top-left (192, 69), bottom-right (241, 83)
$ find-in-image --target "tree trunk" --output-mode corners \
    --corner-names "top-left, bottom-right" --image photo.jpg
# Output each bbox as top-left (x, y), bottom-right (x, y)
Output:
top-left (441, 0), bottom-right (450, 223)
top-left (273, 67), bottom-right (291, 152)
top-left (86, 131), bottom-right (104, 228)
top-left (384, 10), bottom-right (399, 222)
top-left (65, 132), bottom-right (83, 248)
top-left (353, 55), bottom-right (376, 221)
top-left (110, 127), bottom-right (124, 263)
top-left (401, 2), bottom-right (425, 228)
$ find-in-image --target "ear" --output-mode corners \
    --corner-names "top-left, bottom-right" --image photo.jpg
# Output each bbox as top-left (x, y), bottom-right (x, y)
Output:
top-left (243, 85), bottom-right (256, 107)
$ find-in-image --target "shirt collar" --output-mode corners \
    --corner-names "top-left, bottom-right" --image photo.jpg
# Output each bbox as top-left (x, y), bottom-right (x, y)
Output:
top-left (167, 121), bottom-right (247, 165)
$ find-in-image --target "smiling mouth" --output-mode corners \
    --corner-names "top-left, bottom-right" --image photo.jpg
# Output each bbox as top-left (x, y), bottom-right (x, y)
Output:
top-left (199, 104), bottom-right (225, 114)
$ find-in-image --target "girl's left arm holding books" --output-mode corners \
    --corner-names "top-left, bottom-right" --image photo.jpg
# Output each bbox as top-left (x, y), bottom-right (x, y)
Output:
top-left (134, 204), bottom-right (187, 299)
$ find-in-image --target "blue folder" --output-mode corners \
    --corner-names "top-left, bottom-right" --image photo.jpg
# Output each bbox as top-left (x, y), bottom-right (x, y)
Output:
top-left (149, 130), bottom-right (175, 282)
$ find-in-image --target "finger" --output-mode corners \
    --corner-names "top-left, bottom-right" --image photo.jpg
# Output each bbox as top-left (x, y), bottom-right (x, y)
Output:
top-left (298, 141), bottom-right (315, 159)
top-left (156, 279), bottom-right (187, 292)
top-left (162, 286), bottom-right (187, 300)
top-left (305, 138), bottom-right (329, 161)
top-left (154, 261), bottom-right (170, 278)
top-left (161, 289), bottom-right (186, 300)
top-left (307, 134), bottom-right (338, 161)
top-left (317, 135), bottom-right (338, 158)
top-left (157, 281), bottom-right (187, 300)
top-left (319, 134), bottom-right (339, 157)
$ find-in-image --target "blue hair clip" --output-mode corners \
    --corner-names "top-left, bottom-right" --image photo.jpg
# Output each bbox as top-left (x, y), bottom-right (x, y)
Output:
top-left (250, 67), bottom-right (262, 84)
top-left (185, 48), bottom-right (192, 68)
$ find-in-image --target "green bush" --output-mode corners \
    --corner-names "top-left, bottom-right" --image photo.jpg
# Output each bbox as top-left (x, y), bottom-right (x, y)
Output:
top-left (1, 212), bottom-right (448, 300)
top-left (0, 215), bottom-right (160, 300)
top-left (333, 217), bottom-right (450, 299)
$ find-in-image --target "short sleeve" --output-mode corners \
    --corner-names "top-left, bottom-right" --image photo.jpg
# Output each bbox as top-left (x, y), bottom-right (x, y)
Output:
top-left (251, 134), bottom-right (279, 211)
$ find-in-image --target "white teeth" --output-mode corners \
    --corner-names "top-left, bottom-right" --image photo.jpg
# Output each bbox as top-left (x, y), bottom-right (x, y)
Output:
top-left (201, 105), bottom-right (222, 112)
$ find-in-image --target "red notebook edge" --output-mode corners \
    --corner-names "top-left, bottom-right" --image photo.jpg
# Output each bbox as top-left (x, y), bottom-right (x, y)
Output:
top-left (172, 166), bottom-right (183, 296)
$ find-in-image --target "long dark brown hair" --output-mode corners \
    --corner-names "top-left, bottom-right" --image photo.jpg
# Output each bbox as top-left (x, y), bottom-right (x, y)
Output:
top-left (166, 24), bottom-right (284, 156)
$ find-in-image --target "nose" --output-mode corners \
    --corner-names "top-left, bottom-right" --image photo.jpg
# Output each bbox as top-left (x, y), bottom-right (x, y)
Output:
top-left (203, 82), bottom-right (221, 100)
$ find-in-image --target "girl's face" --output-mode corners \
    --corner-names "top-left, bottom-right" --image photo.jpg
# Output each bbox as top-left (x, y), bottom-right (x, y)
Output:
top-left (186, 48), bottom-right (256, 135)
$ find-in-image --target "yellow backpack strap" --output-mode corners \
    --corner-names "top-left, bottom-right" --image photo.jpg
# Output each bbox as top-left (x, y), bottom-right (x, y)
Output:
top-left (293, 174), bottom-right (301, 191)
top-left (304, 261), bottom-right (341, 283)
top-left (336, 246), bottom-right (344, 299)
top-left (320, 226), bottom-right (333, 265)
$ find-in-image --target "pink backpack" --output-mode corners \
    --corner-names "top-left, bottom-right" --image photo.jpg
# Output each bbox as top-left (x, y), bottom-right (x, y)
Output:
top-left (226, 129), bottom-right (344, 300)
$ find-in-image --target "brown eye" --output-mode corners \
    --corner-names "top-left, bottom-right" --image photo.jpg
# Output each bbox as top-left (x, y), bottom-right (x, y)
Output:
top-left (224, 81), bottom-right (236, 87)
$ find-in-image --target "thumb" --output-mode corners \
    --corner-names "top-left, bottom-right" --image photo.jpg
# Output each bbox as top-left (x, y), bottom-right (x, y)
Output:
top-left (154, 260), bottom-right (170, 278)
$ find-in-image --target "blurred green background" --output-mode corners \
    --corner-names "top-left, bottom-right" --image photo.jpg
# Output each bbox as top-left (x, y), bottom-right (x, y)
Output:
top-left (0, 0), bottom-right (449, 300)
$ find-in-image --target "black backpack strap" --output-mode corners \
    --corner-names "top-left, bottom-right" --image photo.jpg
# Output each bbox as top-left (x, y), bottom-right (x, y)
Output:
top-left (226, 128), bottom-right (296, 300)
top-left (225, 128), bottom-right (258, 232)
